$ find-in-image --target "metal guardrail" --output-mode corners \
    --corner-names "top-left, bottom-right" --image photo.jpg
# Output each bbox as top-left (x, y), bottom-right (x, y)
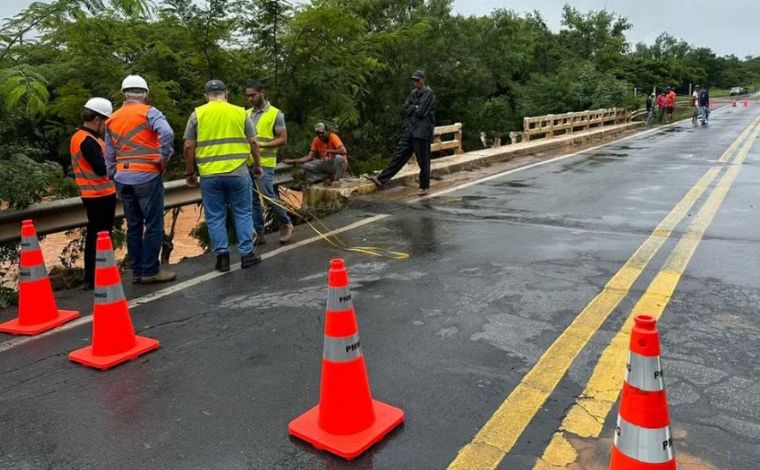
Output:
top-left (0, 166), bottom-right (293, 244)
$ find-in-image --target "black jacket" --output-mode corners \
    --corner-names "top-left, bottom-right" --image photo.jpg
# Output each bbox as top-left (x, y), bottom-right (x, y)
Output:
top-left (77, 127), bottom-right (108, 176)
top-left (401, 86), bottom-right (436, 140)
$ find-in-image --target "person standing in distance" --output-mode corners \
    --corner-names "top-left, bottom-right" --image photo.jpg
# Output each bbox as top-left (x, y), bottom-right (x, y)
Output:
top-left (105, 75), bottom-right (176, 284)
top-left (366, 69), bottom-right (436, 196)
top-left (183, 80), bottom-right (264, 272)
top-left (70, 98), bottom-right (117, 290)
top-left (245, 81), bottom-right (294, 245)
top-left (665, 87), bottom-right (677, 124)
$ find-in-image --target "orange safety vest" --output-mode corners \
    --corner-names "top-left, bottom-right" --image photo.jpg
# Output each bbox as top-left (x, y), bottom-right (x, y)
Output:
top-left (106, 103), bottom-right (162, 174)
top-left (69, 129), bottom-right (116, 198)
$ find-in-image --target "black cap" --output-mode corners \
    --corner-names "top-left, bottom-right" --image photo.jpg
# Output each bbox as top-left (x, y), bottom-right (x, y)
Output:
top-left (204, 79), bottom-right (227, 93)
top-left (411, 69), bottom-right (426, 80)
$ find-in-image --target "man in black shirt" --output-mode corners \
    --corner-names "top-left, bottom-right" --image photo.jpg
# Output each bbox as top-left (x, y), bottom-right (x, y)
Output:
top-left (69, 98), bottom-right (117, 290)
top-left (367, 69), bottom-right (436, 196)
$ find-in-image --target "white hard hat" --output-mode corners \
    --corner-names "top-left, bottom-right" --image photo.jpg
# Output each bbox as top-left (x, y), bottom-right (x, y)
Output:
top-left (121, 74), bottom-right (149, 92)
top-left (84, 97), bottom-right (113, 117)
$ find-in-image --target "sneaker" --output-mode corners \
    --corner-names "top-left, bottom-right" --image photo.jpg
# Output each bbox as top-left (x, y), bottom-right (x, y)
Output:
top-left (279, 224), bottom-right (294, 244)
top-left (140, 269), bottom-right (177, 284)
top-left (417, 188), bottom-right (429, 196)
top-left (254, 234), bottom-right (267, 246)
top-left (241, 252), bottom-right (262, 268)
top-left (215, 253), bottom-right (230, 273)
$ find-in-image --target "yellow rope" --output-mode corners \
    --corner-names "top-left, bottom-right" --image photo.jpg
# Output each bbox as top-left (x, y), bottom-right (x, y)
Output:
top-left (254, 186), bottom-right (410, 261)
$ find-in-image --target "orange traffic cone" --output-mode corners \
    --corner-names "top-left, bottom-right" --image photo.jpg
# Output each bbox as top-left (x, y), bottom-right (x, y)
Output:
top-left (744, 100), bottom-right (750, 108)
top-left (732, 99), bottom-right (737, 107)
top-left (288, 259), bottom-right (404, 460)
top-left (69, 231), bottom-right (159, 370)
top-left (610, 315), bottom-right (675, 469)
top-left (0, 220), bottom-right (79, 335)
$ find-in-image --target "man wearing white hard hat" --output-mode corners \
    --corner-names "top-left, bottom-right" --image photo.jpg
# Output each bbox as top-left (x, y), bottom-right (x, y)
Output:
top-left (70, 98), bottom-right (117, 290)
top-left (105, 74), bottom-right (176, 284)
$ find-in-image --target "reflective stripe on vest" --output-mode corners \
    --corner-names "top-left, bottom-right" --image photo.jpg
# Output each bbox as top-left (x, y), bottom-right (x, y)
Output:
top-left (70, 130), bottom-right (116, 198)
top-left (323, 333), bottom-right (362, 363)
top-left (614, 414), bottom-right (674, 464)
top-left (327, 286), bottom-right (353, 312)
top-left (626, 351), bottom-right (665, 391)
top-left (195, 101), bottom-right (251, 176)
top-left (248, 105), bottom-right (280, 168)
top-left (107, 103), bottom-right (162, 173)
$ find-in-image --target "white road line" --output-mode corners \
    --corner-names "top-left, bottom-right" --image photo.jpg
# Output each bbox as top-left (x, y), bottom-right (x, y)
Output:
top-left (0, 214), bottom-right (389, 353)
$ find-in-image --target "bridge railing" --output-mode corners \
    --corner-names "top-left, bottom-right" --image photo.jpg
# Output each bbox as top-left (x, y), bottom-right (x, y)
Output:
top-left (0, 167), bottom-right (294, 244)
top-left (431, 123), bottom-right (463, 156)
top-left (514, 108), bottom-right (630, 143)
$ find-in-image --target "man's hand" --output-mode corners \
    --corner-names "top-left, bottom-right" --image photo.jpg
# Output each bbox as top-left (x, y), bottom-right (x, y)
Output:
top-left (283, 159), bottom-right (295, 165)
top-left (252, 165), bottom-right (264, 179)
top-left (185, 174), bottom-right (198, 188)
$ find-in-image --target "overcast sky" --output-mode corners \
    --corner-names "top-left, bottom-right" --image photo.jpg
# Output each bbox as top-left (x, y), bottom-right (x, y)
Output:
top-left (2, 0), bottom-right (758, 58)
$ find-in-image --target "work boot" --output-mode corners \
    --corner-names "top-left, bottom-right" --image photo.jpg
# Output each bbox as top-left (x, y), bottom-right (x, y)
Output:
top-left (215, 253), bottom-right (230, 273)
top-left (241, 252), bottom-right (262, 268)
top-left (140, 269), bottom-right (177, 284)
top-left (279, 224), bottom-right (294, 244)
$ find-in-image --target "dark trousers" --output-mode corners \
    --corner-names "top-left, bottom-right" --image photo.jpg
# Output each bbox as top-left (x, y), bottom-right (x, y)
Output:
top-left (82, 194), bottom-right (117, 284)
top-left (378, 134), bottom-right (431, 190)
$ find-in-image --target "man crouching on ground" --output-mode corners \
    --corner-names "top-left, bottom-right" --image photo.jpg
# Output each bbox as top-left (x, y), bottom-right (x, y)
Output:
top-left (283, 122), bottom-right (348, 187)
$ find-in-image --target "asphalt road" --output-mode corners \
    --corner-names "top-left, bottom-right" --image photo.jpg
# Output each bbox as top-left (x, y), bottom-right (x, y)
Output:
top-left (2, 106), bottom-right (760, 469)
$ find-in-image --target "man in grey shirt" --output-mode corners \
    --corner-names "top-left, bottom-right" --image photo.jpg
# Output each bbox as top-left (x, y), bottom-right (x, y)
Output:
top-left (183, 79), bottom-right (263, 272)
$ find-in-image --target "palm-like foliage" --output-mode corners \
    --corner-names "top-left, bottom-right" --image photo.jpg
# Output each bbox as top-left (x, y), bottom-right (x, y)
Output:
top-left (0, 66), bottom-right (50, 117)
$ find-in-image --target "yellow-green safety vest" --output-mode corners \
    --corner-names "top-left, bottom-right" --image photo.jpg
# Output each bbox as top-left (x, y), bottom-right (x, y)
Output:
top-left (247, 105), bottom-right (280, 168)
top-left (196, 101), bottom-right (251, 176)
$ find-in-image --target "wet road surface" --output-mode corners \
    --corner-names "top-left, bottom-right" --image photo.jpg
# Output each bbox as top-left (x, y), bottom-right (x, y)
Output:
top-left (2, 106), bottom-right (760, 469)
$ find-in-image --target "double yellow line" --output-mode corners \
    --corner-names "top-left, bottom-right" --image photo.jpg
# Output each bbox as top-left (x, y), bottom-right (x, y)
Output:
top-left (448, 116), bottom-right (760, 470)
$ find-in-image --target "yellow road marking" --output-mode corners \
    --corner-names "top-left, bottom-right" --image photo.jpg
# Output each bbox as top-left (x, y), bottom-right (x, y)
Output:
top-left (534, 118), bottom-right (760, 469)
top-left (447, 117), bottom-right (760, 470)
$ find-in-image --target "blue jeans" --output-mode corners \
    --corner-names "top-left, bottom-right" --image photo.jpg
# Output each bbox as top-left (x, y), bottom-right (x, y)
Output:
top-left (116, 177), bottom-right (165, 278)
top-left (200, 174), bottom-right (254, 256)
top-left (252, 167), bottom-right (291, 235)
top-left (699, 106), bottom-right (710, 122)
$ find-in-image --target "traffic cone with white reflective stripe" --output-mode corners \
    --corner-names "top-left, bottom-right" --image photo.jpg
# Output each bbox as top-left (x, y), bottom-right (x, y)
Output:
top-left (68, 231), bottom-right (159, 370)
top-left (288, 258), bottom-right (404, 460)
top-left (610, 315), bottom-right (675, 469)
top-left (0, 220), bottom-right (79, 335)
